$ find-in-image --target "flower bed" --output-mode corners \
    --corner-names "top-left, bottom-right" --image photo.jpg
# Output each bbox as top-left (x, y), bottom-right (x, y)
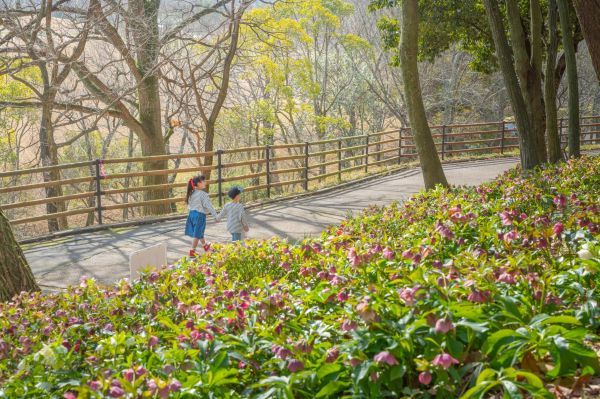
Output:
top-left (1, 156), bottom-right (599, 398)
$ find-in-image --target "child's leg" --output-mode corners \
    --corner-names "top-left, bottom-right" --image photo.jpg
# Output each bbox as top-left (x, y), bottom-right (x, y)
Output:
top-left (191, 238), bottom-right (200, 250)
top-left (232, 233), bottom-right (241, 242)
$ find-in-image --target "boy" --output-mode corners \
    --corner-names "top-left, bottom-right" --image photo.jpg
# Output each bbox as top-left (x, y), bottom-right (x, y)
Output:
top-left (217, 186), bottom-right (249, 242)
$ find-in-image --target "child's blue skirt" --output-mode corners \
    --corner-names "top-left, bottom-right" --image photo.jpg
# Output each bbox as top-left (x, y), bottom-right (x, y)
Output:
top-left (185, 210), bottom-right (206, 239)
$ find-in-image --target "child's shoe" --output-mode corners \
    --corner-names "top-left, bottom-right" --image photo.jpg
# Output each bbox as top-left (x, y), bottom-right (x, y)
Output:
top-left (203, 243), bottom-right (212, 253)
top-left (189, 249), bottom-right (196, 257)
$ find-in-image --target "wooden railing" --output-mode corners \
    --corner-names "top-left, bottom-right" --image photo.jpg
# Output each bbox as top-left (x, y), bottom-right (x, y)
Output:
top-left (1, 116), bottom-right (599, 240)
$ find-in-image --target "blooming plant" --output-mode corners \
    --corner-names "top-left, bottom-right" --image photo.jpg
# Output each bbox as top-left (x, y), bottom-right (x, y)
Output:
top-left (0, 156), bottom-right (599, 398)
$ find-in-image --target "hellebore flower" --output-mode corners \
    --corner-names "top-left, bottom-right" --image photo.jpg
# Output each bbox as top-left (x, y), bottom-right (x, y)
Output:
top-left (341, 320), bottom-right (358, 332)
top-left (383, 248), bottom-right (395, 261)
top-left (434, 318), bottom-right (454, 334)
top-left (418, 371), bottom-right (432, 385)
top-left (373, 351), bottom-right (399, 366)
top-left (122, 368), bottom-right (134, 382)
top-left (577, 249), bottom-right (593, 260)
top-left (287, 359), bottom-right (304, 373)
top-left (148, 336), bottom-right (159, 347)
top-left (108, 386), bottom-right (125, 398)
top-left (467, 290), bottom-right (490, 303)
top-left (553, 222), bottom-right (564, 236)
top-left (326, 347), bottom-right (340, 363)
top-left (432, 353), bottom-right (459, 369)
top-left (497, 272), bottom-right (516, 284)
top-left (89, 381), bottom-right (102, 391)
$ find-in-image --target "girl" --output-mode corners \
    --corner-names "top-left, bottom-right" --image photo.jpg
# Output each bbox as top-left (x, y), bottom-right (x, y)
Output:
top-left (185, 175), bottom-right (218, 256)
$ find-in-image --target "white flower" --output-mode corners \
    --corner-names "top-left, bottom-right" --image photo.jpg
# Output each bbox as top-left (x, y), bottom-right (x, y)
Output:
top-left (577, 249), bottom-right (593, 260)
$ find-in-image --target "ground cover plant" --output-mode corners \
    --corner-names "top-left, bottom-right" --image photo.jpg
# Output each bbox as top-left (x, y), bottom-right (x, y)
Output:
top-left (1, 156), bottom-right (599, 398)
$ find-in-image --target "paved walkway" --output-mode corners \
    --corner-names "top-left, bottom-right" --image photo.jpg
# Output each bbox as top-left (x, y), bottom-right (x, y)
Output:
top-left (24, 157), bottom-right (519, 289)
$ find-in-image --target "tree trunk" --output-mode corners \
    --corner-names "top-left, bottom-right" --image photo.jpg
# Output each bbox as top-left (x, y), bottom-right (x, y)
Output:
top-left (557, 0), bottom-right (581, 158)
top-left (545, 0), bottom-right (562, 163)
top-left (39, 97), bottom-right (68, 232)
top-left (0, 209), bottom-right (39, 301)
top-left (130, 0), bottom-right (169, 215)
top-left (505, 0), bottom-right (547, 163)
top-left (399, 0), bottom-right (448, 189)
top-left (573, 0), bottom-right (600, 82)
top-left (483, 0), bottom-right (541, 170)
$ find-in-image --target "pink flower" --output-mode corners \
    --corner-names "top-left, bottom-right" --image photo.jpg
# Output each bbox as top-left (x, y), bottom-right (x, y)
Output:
top-left (553, 195), bottom-right (566, 208)
top-left (349, 358), bottom-right (361, 367)
top-left (504, 230), bottom-right (519, 243)
top-left (398, 287), bottom-right (420, 306)
top-left (553, 222), bottom-right (564, 236)
top-left (373, 351), bottom-right (399, 365)
top-left (432, 353), bottom-right (459, 369)
top-left (63, 392), bottom-right (77, 399)
top-left (500, 211), bottom-right (512, 226)
top-left (467, 290), bottom-right (490, 303)
top-left (497, 272), bottom-right (516, 284)
top-left (148, 335), bottom-right (159, 347)
top-left (288, 359), bottom-right (304, 373)
top-left (337, 291), bottom-right (348, 302)
top-left (383, 248), bottom-right (395, 261)
top-left (418, 371), bottom-right (432, 385)
top-left (434, 318), bottom-right (454, 334)
top-left (89, 380), bottom-right (102, 391)
top-left (341, 320), bottom-right (358, 332)
top-left (122, 368), bottom-right (134, 382)
top-left (169, 380), bottom-right (182, 392)
top-left (356, 301), bottom-right (378, 322)
top-left (279, 262), bottom-right (291, 271)
top-left (402, 249), bottom-right (413, 260)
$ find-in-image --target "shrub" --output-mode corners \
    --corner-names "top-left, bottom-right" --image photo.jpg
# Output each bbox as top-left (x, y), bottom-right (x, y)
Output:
top-left (1, 156), bottom-right (599, 398)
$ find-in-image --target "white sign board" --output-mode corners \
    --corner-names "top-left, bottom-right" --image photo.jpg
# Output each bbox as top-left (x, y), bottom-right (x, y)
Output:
top-left (129, 243), bottom-right (167, 280)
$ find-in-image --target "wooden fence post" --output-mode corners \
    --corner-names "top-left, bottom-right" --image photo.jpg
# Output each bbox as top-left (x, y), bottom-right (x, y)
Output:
top-left (364, 134), bottom-right (369, 173)
top-left (95, 159), bottom-right (103, 225)
top-left (265, 145), bottom-right (271, 198)
top-left (304, 142), bottom-right (309, 191)
top-left (441, 125), bottom-right (446, 160)
top-left (500, 121), bottom-right (505, 154)
top-left (398, 129), bottom-right (402, 164)
top-left (337, 138), bottom-right (342, 181)
top-left (217, 150), bottom-right (223, 207)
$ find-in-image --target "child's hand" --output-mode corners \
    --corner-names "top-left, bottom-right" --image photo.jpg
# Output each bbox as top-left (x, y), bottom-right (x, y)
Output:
top-left (244, 226), bottom-right (249, 232)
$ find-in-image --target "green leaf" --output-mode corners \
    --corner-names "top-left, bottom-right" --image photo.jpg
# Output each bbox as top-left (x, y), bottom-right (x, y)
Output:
top-left (317, 363), bottom-right (341, 380)
top-left (315, 381), bottom-right (350, 398)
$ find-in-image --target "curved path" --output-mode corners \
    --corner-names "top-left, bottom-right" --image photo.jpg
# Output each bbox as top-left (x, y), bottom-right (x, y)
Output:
top-left (24, 156), bottom-right (519, 290)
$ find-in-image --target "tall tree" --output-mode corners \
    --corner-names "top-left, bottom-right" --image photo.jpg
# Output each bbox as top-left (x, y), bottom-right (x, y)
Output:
top-left (572, 0), bottom-right (600, 82)
top-left (0, 209), bottom-right (39, 301)
top-left (544, 0), bottom-right (562, 163)
top-left (483, 0), bottom-right (541, 170)
top-left (557, 0), bottom-right (581, 158)
top-left (398, 0), bottom-right (448, 189)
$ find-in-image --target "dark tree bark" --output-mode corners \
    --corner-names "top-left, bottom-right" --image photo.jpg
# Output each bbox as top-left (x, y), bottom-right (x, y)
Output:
top-left (399, 0), bottom-right (448, 189)
top-left (483, 0), bottom-right (541, 170)
top-left (545, 0), bottom-right (562, 163)
top-left (0, 209), bottom-right (40, 301)
top-left (572, 0), bottom-right (600, 82)
top-left (557, 0), bottom-right (581, 158)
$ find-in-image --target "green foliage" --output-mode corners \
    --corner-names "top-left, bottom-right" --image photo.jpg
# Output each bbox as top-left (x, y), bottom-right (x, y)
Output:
top-left (0, 156), bottom-right (599, 398)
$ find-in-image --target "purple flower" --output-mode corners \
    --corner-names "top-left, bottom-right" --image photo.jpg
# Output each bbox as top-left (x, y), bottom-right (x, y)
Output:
top-left (398, 287), bottom-right (420, 306)
top-left (432, 353), bottom-right (459, 369)
top-left (418, 371), bottom-right (432, 385)
top-left (341, 320), bottom-right (358, 332)
top-left (279, 262), bottom-right (291, 271)
top-left (337, 291), bottom-right (348, 302)
top-left (63, 392), bottom-right (77, 399)
top-left (553, 195), bottom-right (566, 208)
top-left (467, 290), bottom-right (490, 303)
top-left (148, 335), bottom-right (159, 347)
top-left (553, 222), bottom-right (564, 236)
top-left (108, 386), bottom-right (125, 398)
top-left (326, 347), bottom-right (339, 363)
top-left (122, 368), bottom-right (134, 382)
top-left (169, 380), bottom-right (182, 392)
top-left (288, 359), bottom-right (304, 373)
top-left (434, 318), bottom-right (454, 334)
top-left (383, 248), bottom-right (395, 261)
top-left (89, 380), bottom-right (102, 391)
top-left (497, 272), bottom-right (516, 284)
top-left (374, 351), bottom-right (399, 365)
